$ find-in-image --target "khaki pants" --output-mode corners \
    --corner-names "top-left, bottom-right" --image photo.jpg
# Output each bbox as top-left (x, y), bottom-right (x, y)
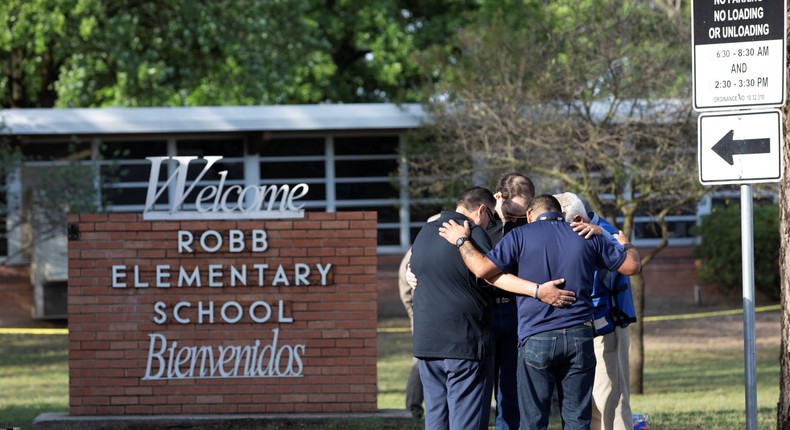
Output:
top-left (591, 326), bottom-right (632, 430)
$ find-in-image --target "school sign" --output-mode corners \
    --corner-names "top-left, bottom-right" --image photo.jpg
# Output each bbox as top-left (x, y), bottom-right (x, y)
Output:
top-left (67, 157), bottom-right (378, 415)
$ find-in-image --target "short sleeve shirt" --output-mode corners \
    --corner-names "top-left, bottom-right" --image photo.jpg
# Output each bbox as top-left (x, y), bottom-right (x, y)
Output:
top-left (485, 211), bottom-right (627, 341)
top-left (411, 211), bottom-right (494, 360)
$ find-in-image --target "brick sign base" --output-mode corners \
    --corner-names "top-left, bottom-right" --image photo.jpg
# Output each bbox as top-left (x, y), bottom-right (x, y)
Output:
top-left (66, 212), bottom-right (378, 415)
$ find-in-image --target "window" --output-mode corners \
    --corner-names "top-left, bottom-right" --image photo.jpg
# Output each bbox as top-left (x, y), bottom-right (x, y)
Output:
top-left (14, 132), bottom-right (417, 253)
top-left (20, 141), bottom-right (92, 161)
top-left (334, 136), bottom-right (402, 247)
top-left (101, 137), bottom-right (247, 211)
top-left (99, 139), bottom-right (168, 211)
top-left (254, 137), bottom-right (327, 203)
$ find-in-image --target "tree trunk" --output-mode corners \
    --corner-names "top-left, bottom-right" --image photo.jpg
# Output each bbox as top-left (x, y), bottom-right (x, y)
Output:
top-left (779, 196), bottom-right (790, 427)
top-left (629, 273), bottom-right (645, 394)
top-left (778, 110), bottom-right (790, 428)
top-left (777, 9), bottom-right (790, 423)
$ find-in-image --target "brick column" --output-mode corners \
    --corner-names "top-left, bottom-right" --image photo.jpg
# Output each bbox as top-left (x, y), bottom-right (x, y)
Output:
top-left (66, 212), bottom-right (378, 415)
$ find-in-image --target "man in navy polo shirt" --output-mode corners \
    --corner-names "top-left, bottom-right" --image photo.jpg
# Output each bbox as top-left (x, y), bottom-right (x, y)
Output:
top-left (554, 192), bottom-right (637, 430)
top-left (438, 194), bottom-right (641, 430)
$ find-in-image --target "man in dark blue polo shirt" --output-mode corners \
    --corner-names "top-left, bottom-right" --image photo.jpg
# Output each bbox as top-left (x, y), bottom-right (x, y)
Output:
top-left (438, 194), bottom-right (641, 430)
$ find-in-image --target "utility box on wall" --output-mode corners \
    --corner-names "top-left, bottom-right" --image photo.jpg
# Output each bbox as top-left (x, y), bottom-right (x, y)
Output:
top-left (67, 212), bottom-right (378, 415)
top-left (31, 231), bottom-right (68, 319)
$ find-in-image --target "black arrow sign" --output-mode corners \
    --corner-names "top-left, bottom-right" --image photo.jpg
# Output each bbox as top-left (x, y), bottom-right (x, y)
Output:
top-left (711, 130), bottom-right (770, 166)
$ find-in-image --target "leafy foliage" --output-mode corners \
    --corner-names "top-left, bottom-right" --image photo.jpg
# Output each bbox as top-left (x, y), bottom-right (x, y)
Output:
top-left (1, 0), bottom-right (480, 107)
top-left (404, 1), bottom-right (703, 394)
top-left (407, 0), bottom-right (703, 257)
top-left (693, 204), bottom-right (780, 300)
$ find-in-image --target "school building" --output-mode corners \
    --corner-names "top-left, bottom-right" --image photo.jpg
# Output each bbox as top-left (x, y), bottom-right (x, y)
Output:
top-left (0, 103), bottom-right (726, 324)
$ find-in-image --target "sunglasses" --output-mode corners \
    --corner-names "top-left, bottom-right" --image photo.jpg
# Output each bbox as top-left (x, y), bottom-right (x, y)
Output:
top-left (483, 205), bottom-right (497, 229)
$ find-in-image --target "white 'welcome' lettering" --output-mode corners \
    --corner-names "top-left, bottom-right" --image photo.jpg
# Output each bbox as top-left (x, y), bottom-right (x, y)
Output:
top-left (143, 156), bottom-right (308, 220)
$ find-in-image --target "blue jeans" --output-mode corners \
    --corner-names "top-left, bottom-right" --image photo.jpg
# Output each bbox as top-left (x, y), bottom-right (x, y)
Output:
top-left (517, 324), bottom-right (596, 430)
top-left (492, 302), bottom-right (519, 430)
top-left (419, 355), bottom-right (494, 430)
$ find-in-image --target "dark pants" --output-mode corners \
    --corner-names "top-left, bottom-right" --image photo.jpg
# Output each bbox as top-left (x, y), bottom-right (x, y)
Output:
top-left (517, 324), bottom-right (596, 430)
top-left (419, 355), bottom-right (494, 430)
top-left (405, 358), bottom-right (424, 417)
top-left (492, 302), bottom-right (519, 430)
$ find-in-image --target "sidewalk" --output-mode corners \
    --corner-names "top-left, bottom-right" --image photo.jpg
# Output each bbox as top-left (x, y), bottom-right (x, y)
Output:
top-left (33, 410), bottom-right (416, 430)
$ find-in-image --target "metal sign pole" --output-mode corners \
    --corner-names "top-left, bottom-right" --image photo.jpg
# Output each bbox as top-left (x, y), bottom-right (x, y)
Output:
top-left (691, 2), bottom-right (785, 426)
top-left (741, 184), bottom-right (757, 430)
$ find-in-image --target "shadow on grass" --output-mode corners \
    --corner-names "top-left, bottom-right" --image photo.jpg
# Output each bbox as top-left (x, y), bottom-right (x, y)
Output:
top-left (0, 334), bottom-right (68, 367)
top-left (644, 349), bottom-right (778, 394)
top-left (377, 331), bottom-right (412, 359)
top-left (23, 415), bottom-right (425, 430)
top-left (376, 387), bottom-right (408, 396)
top-left (645, 407), bottom-right (776, 430)
top-left (0, 403), bottom-right (67, 430)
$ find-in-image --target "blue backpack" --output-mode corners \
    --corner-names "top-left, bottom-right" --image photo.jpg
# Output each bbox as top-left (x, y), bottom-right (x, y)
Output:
top-left (590, 215), bottom-right (637, 336)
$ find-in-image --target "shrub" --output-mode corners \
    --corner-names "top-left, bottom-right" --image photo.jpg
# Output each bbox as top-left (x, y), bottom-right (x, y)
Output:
top-left (693, 204), bottom-right (780, 300)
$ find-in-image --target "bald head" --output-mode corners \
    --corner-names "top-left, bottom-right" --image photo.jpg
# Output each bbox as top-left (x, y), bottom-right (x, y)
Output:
top-left (526, 194), bottom-right (562, 220)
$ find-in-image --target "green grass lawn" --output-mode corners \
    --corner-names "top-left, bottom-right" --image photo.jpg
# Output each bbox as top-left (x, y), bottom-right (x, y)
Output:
top-left (377, 314), bottom-right (781, 430)
top-left (629, 344), bottom-right (780, 429)
top-left (0, 312), bottom-right (781, 430)
top-left (0, 333), bottom-right (69, 429)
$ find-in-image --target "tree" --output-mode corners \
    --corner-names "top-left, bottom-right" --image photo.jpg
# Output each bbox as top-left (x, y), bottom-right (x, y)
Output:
top-left (777, 5), bottom-right (790, 428)
top-left (0, 141), bottom-right (108, 262)
top-left (406, 0), bottom-right (702, 393)
top-left (1, 0), bottom-right (480, 107)
top-left (695, 204), bottom-right (780, 300)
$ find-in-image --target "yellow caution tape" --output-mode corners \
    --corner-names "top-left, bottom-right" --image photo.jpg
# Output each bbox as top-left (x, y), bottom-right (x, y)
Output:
top-left (378, 304), bottom-right (782, 332)
top-left (0, 305), bottom-right (780, 336)
top-left (378, 326), bottom-right (411, 333)
top-left (0, 327), bottom-right (68, 335)
top-left (642, 304), bottom-right (780, 322)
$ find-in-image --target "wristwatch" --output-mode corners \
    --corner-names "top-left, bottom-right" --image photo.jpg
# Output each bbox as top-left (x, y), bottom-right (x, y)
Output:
top-left (456, 237), bottom-right (469, 248)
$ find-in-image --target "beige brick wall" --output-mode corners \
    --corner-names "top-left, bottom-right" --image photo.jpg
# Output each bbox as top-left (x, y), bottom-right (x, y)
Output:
top-left (67, 212), bottom-right (378, 415)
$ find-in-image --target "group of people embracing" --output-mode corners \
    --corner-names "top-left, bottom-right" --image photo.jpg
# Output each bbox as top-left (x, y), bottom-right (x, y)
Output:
top-left (402, 173), bottom-right (639, 430)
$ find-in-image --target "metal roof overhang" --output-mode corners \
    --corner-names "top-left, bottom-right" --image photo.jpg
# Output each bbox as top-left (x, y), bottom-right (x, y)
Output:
top-left (1, 103), bottom-right (426, 135)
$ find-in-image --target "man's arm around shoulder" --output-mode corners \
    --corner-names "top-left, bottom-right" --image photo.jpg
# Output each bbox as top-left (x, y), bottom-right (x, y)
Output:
top-left (439, 219), bottom-right (501, 279)
top-left (614, 230), bottom-right (641, 276)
